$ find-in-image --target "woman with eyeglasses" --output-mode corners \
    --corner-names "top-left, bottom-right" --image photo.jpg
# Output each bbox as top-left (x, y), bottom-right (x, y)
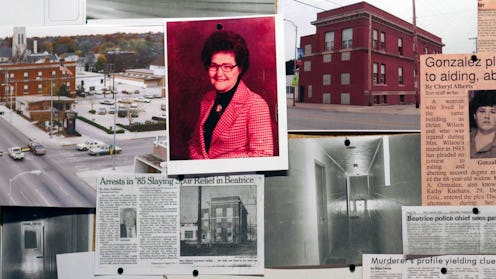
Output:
top-left (469, 90), bottom-right (496, 158)
top-left (188, 30), bottom-right (274, 159)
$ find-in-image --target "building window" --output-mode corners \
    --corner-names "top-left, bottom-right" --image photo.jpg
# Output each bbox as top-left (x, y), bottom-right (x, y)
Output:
top-left (398, 38), bottom-right (403, 55)
top-left (185, 231), bottom-right (193, 239)
top-left (380, 64), bottom-right (386, 84)
top-left (37, 71), bottom-right (42, 77)
top-left (341, 73), bottom-right (350, 85)
top-left (23, 72), bottom-right (28, 80)
top-left (37, 84), bottom-right (43, 92)
top-left (380, 32), bottom-right (385, 50)
top-left (424, 47), bottom-right (428, 54)
top-left (226, 208), bottom-right (233, 218)
top-left (324, 31), bottom-right (334, 51)
top-left (52, 70), bottom-right (56, 77)
top-left (304, 44), bottom-right (312, 55)
top-left (400, 95), bottom-right (405, 103)
top-left (308, 85), bottom-right (312, 98)
top-left (341, 52), bottom-right (350, 61)
top-left (398, 67), bottom-right (404, 84)
top-left (323, 74), bottom-right (331, 85)
top-left (23, 84), bottom-right (28, 93)
top-left (373, 63), bottom-right (378, 84)
top-left (383, 95), bottom-right (387, 103)
top-left (286, 85), bottom-right (295, 94)
top-left (304, 61), bottom-right (311, 72)
top-left (9, 73), bottom-right (13, 80)
top-left (323, 54), bottom-right (332, 63)
top-left (342, 28), bottom-right (353, 49)
top-left (373, 29), bottom-right (378, 49)
top-left (215, 207), bottom-right (223, 217)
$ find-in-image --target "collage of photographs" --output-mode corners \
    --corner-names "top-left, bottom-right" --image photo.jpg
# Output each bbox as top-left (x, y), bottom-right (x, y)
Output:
top-left (0, 0), bottom-right (494, 278)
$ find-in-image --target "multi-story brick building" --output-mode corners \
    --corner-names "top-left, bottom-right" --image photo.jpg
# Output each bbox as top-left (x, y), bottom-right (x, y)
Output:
top-left (210, 196), bottom-right (248, 245)
top-left (298, 2), bottom-right (443, 106)
top-left (0, 60), bottom-right (76, 103)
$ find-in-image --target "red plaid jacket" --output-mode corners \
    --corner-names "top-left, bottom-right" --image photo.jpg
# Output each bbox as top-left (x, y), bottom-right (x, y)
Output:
top-left (189, 81), bottom-right (274, 159)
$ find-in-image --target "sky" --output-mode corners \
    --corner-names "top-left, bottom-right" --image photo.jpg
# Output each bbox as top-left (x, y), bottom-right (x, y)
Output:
top-left (278, 0), bottom-right (478, 60)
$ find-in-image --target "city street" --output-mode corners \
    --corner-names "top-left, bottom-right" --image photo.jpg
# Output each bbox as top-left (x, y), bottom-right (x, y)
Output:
top-left (286, 101), bottom-right (420, 131)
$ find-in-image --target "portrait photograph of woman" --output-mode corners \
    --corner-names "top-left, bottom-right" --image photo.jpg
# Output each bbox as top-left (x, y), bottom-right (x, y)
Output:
top-left (469, 90), bottom-right (496, 159)
top-left (166, 16), bottom-right (288, 175)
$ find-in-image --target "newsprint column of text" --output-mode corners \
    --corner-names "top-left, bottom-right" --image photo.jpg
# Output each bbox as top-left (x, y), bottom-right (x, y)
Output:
top-left (421, 53), bottom-right (496, 206)
top-left (95, 174), bottom-right (264, 276)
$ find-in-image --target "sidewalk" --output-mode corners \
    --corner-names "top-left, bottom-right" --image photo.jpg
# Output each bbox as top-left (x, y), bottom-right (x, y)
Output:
top-left (286, 98), bottom-right (420, 116)
top-left (0, 105), bottom-right (164, 147)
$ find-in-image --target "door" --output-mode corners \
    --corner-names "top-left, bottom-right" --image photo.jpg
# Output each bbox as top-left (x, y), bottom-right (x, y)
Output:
top-left (315, 161), bottom-right (329, 264)
top-left (21, 222), bottom-right (44, 279)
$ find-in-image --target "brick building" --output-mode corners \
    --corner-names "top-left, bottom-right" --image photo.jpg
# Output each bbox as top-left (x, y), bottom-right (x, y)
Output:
top-left (298, 2), bottom-right (443, 106)
top-left (0, 60), bottom-right (76, 103)
top-left (210, 196), bottom-right (248, 245)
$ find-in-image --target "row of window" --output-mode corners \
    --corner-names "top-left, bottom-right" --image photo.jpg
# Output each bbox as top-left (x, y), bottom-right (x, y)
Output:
top-left (307, 27), bottom-right (439, 56)
top-left (3, 81), bottom-right (71, 94)
top-left (308, 64), bottom-right (405, 87)
top-left (306, 89), bottom-right (407, 105)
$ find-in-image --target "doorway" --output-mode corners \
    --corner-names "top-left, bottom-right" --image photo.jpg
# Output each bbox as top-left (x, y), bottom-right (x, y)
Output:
top-left (21, 222), bottom-right (44, 279)
top-left (315, 161), bottom-right (329, 264)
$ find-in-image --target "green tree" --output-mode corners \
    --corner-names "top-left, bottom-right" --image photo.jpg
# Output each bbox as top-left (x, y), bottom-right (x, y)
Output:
top-left (95, 54), bottom-right (107, 72)
top-left (57, 83), bottom-right (71, 97)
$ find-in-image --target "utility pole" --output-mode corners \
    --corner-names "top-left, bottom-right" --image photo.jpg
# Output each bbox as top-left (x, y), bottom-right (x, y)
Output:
top-left (413, 0), bottom-right (419, 109)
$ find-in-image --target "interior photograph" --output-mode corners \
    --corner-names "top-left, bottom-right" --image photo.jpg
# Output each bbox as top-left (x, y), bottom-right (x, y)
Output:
top-left (264, 133), bottom-right (421, 267)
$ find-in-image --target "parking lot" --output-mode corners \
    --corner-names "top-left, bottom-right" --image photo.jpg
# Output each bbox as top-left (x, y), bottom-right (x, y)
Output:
top-left (73, 87), bottom-right (167, 129)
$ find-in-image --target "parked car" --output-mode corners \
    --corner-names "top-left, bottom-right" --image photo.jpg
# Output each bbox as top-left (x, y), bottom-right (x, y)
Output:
top-left (160, 103), bottom-right (167, 111)
top-left (97, 107), bottom-right (107, 115)
top-left (134, 97), bottom-right (151, 103)
top-left (144, 93), bottom-right (155, 99)
top-left (121, 89), bottom-right (131, 94)
top-left (118, 98), bottom-right (134, 104)
top-left (77, 139), bottom-right (104, 151)
top-left (130, 109), bottom-right (139, 118)
top-left (108, 106), bottom-right (116, 114)
top-left (27, 142), bottom-right (47, 155)
top-left (88, 144), bottom-right (122, 156)
top-left (8, 146), bottom-right (24, 160)
top-left (100, 99), bottom-right (115, 105)
top-left (117, 105), bottom-right (128, 117)
top-left (133, 89), bottom-right (140, 94)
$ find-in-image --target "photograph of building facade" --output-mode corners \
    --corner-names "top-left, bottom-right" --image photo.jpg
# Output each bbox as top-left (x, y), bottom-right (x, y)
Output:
top-left (298, 2), bottom-right (443, 106)
top-left (210, 196), bottom-right (248, 244)
top-left (180, 196), bottom-right (248, 246)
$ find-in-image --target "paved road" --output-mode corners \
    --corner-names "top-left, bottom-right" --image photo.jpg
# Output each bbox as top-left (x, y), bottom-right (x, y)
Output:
top-left (287, 104), bottom-right (420, 131)
top-left (0, 117), bottom-right (96, 207)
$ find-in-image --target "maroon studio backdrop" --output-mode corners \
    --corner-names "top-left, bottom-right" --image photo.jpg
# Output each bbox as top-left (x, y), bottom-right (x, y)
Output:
top-left (167, 16), bottom-right (279, 160)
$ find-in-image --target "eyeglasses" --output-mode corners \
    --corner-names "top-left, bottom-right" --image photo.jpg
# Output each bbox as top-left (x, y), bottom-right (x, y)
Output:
top-left (208, 63), bottom-right (238, 72)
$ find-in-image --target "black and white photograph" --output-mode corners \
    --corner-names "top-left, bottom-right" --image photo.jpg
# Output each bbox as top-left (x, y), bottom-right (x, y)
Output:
top-left (180, 185), bottom-right (258, 257)
top-left (120, 207), bottom-right (137, 238)
top-left (264, 134), bottom-right (421, 267)
top-left (1, 206), bottom-right (94, 279)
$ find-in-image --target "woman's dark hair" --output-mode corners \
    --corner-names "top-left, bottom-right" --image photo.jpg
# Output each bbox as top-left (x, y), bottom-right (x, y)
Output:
top-left (201, 30), bottom-right (250, 77)
top-left (469, 90), bottom-right (496, 129)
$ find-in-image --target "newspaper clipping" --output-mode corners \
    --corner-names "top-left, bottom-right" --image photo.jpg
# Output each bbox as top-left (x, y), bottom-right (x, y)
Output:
top-left (421, 53), bottom-right (496, 206)
top-left (479, 0), bottom-right (496, 52)
top-left (363, 254), bottom-right (496, 278)
top-left (95, 174), bottom-right (264, 275)
top-left (402, 206), bottom-right (496, 255)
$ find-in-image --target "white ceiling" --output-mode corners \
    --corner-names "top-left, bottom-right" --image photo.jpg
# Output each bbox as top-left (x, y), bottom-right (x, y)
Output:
top-left (314, 135), bottom-right (383, 176)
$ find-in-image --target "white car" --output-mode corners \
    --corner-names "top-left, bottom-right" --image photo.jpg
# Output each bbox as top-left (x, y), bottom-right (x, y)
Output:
top-left (8, 146), bottom-right (24, 160)
top-left (77, 139), bottom-right (104, 151)
top-left (134, 96), bottom-right (151, 103)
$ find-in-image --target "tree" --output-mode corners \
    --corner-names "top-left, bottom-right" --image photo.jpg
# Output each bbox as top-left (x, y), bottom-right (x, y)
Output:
top-left (95, 54), bottom-right (107, 72)
top-left (57, 83), bottom-right (71, 97)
